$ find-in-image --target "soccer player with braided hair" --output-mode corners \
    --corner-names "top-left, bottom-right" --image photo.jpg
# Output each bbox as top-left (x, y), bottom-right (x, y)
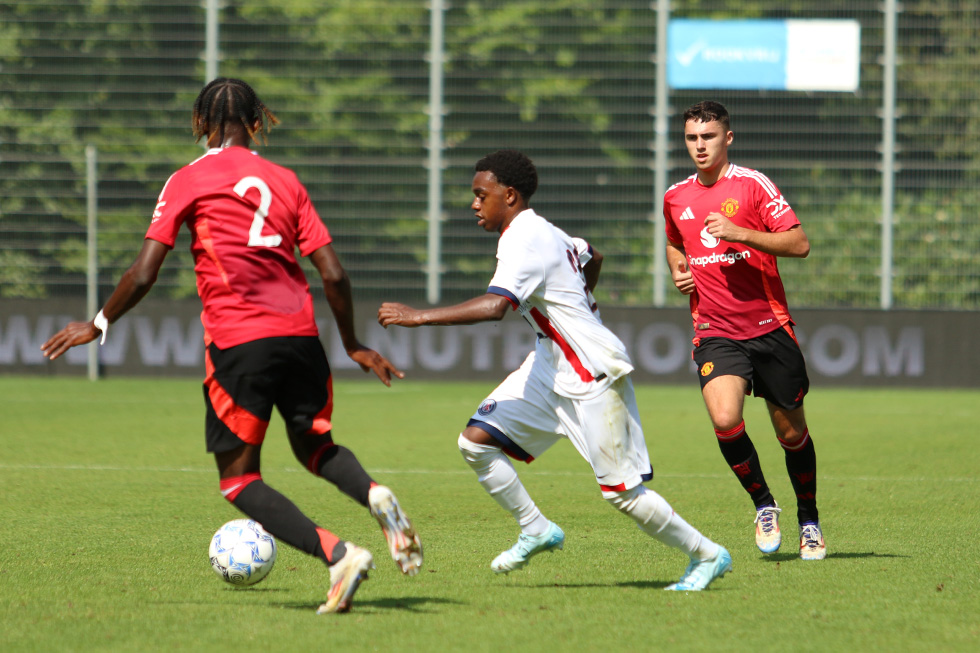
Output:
top-left (42, 78), bottom-right (422, 613)
top-left (191, 77), bottom-right (279, 146)
top-left (379, 149), bottom-right (731, 591)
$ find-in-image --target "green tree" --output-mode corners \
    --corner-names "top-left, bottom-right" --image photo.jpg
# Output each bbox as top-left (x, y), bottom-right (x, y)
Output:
top-left (1, 0), bottom-right (977, 311)
top-left (0, 1), bottom-right (204, 298)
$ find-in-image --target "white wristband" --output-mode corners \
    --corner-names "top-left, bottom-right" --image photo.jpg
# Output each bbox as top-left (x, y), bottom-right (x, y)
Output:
top-left (93, 309), bottom-right (109, 345)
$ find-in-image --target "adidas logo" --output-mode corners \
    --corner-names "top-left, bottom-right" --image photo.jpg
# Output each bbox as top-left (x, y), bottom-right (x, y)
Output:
top-left (679, 207), bottom-right (696, 221)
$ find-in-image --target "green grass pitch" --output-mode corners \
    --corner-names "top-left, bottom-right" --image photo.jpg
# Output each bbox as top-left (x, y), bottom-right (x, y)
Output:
top-left (2, 376), bottom-right (977, 651)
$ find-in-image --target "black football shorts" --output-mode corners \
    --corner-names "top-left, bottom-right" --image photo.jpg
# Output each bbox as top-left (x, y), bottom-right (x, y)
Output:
top-left (692, 327), bottom-right (809, 410)
top-left (203, 336), bottom-right (333, 453)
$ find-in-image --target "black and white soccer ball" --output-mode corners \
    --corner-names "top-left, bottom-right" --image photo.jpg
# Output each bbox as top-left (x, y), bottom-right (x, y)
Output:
top-left (208, 519), bottom-right (277, 586)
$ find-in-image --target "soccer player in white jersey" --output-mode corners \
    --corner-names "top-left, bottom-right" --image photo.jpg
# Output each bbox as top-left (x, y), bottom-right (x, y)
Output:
top-left (379, 149), bottom-right (731, 591)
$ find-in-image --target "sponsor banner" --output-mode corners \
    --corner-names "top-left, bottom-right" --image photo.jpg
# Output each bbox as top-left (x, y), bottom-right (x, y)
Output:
top-left (3, 299), bottom-right (977, 387)
top-left (668, 19), bottom-right (860, 92)
top-left (785, 20), bottom-right (861, 92)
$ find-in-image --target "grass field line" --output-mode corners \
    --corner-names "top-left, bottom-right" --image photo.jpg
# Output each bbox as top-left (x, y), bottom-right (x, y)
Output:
top-left (1, 462), bottom-right (976, 484)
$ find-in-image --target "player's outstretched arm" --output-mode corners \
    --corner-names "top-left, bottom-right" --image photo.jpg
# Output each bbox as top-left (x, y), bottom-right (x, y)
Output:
top-left (41, 239), bottom-right (170, 360)
top-left (379, 294), bottom-right (511, 328)
top-left (310, 244), bottom-right (405, 386)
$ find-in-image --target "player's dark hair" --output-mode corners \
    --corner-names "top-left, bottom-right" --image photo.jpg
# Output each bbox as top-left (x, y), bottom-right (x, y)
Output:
top-left (475, 149), bottom-right (538, 202)
top-left (683, 100), bottom-right (730, 131)
top-left (192, 77), bottom-right (280, 145)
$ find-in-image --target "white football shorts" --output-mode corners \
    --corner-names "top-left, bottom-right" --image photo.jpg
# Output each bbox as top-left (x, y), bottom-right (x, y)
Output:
top-left (468, 357), bottom-right (653, 497)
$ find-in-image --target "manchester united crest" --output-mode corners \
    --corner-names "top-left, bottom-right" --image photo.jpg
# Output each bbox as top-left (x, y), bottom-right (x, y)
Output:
top-left (720, 198), bottom-right (739, 218)
top-left (700, 362), bottom-right (714, 377)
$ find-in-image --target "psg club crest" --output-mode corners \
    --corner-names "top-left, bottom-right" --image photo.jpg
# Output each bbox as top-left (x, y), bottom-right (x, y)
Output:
top-left (478, 399), bottom-right (497, 416)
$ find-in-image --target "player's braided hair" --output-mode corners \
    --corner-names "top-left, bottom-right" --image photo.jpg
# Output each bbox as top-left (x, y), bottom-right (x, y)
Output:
top-left (192, 77), bottom-right (280, 146)
top-left (683, 100), bottom-right (730, 131)
top-left (475, 149), bottom-right (538, 202)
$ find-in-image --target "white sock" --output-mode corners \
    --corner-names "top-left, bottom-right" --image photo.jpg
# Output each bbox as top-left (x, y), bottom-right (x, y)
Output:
top-left (458, 434), bottom-right (549, 536)
top-left (606, 485), bottom-right (720, 561)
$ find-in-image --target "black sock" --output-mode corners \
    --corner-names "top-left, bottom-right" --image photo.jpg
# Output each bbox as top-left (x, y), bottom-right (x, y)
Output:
top-left (781, 430), bottom-right (819, 524)
top-left (715, 422), bottom-right (775, 509)
top-left (232, 479), bottom-right (345, 564)
top-left (314, 445), bottom-right (374, 506)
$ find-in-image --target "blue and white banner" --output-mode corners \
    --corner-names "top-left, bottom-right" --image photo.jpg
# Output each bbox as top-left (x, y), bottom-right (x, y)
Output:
top-left (668, 19), bottom-right (861, 92)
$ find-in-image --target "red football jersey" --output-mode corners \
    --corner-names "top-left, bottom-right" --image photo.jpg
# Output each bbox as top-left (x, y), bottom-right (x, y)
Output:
top-left (663, 164), bottom-right (800, 343)
top-left (145, 147), bottom-right (331, 349)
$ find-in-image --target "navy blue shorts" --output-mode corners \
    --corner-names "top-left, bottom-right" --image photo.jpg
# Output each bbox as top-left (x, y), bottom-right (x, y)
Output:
top-left (692, 327), bottom-right (809, 410)
top-left (203, 336), bottom-right (333, 453)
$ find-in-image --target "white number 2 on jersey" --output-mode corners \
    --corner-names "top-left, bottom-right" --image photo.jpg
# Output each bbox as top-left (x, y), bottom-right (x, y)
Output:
top-left (234, 176), bottom-right (283, 248)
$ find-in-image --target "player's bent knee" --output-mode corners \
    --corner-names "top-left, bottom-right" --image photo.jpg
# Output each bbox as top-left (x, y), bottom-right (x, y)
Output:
top-left (303, 441), bottom-right (338, 474)
top-left (605, 485), bottom-right (672, 528)
top-left (458, 432), bottom-right (505, 470)
top-left (459, 432), bottom-right (492, 457)
top-left (219, 472), bottom-right (263, 504)
top-left (778, 423), bottom-right (807, 442)
top-left (712, 415), bottom-right (744, 433)
top-left (605, 485), bottom-right (644, 513)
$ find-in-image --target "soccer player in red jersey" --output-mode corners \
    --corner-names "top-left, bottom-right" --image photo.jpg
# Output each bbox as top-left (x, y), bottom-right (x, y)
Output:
top-left (41, 78), bottom-right (423, 611)
top-left (662, 101), bottom-right (826, 560)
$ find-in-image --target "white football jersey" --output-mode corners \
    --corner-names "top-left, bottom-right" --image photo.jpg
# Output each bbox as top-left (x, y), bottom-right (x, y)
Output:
top-left (487, 209), bottom-right (633, 399)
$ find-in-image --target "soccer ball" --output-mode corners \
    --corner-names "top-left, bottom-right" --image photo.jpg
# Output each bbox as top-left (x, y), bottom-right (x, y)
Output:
top-left (208, 519), bottom-right (277, 586)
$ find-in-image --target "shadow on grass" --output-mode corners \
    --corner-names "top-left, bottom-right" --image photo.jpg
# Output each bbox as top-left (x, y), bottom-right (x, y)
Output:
top-left (219, 586), bottom-right (290, 592)
top-left (518, 580), bottom-right (673, 590)
top-left (617, 580), bottom-right (673, 590)
top-left (760, 551), bottom-right (909, 562)
top-left (276, 596), bottom-right (462, 613)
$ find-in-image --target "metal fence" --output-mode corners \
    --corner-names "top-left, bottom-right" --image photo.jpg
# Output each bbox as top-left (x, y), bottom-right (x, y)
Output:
top-left (1, 0), bottom-right (978, 311)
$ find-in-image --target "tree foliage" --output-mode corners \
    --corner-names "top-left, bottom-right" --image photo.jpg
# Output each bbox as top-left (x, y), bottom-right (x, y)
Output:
top-left (1, 1), bottom-right (977, 309)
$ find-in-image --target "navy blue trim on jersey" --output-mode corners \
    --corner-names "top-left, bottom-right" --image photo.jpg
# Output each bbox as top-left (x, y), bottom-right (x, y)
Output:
top-left (487, 286), bottom-right (519, 310)
top-left (466, 418), bottom-right (534, 462)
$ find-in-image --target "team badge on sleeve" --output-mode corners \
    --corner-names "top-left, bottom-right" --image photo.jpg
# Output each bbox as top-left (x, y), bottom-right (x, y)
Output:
top-left (478, 399), bottom-right (497, 416)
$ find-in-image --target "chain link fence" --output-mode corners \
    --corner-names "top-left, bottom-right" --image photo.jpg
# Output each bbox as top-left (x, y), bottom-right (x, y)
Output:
top-left (1, 1), bottom-right (978, 310)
